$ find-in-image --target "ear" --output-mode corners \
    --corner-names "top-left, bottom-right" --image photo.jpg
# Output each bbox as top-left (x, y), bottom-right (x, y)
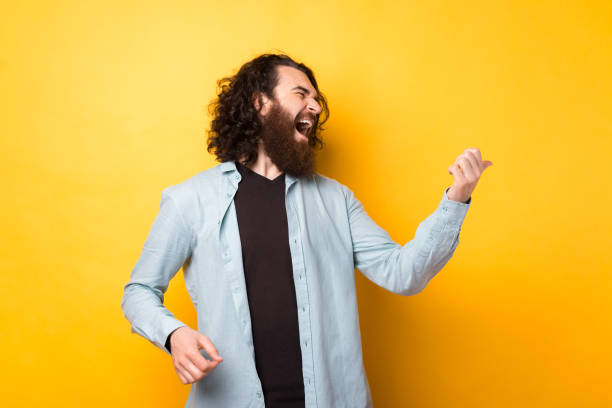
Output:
top-left (252, 92), bottom-right (271, 116)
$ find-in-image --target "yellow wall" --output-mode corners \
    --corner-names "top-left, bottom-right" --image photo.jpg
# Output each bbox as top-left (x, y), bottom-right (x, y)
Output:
top-left (2, 1), bottom-right (610, 406)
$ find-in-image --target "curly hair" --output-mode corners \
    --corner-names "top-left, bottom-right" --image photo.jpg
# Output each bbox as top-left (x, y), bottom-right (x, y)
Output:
top-left (206, 52), bottom-right (329, 165)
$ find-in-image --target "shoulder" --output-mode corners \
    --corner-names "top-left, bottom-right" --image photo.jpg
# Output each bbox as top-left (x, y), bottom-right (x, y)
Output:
top-left (160, 163), bottom-right (224, 216)
top-left (309, 172), bottom-right (353, 201)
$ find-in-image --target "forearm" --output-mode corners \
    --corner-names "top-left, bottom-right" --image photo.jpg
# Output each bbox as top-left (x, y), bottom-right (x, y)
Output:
top-left (121, 282), bottom-right (187, 355)
top-left (348, 186), bottom-right (470, 296)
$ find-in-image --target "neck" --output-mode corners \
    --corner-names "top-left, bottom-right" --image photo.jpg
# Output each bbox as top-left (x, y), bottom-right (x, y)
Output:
top-left (239, 142), bottom-right (283, 181)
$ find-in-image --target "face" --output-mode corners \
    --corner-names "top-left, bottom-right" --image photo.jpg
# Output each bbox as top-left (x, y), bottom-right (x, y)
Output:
top-left (256, 66), bottom-right (323, 178)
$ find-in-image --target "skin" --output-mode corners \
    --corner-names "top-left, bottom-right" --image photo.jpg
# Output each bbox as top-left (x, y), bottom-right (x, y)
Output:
top-left (447, 148), bottom-right (493, 203)
top-left (244, 65), bottom-right (322, 179)
top-left (169, 66), bottom-right (492, 385)
top-left (169, 326), bottom-right (223, 385)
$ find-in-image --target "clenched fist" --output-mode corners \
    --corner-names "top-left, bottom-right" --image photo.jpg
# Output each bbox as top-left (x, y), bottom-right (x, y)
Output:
top-left (447, 148), bottom-right (493, 203)
top-left (168, 326), bottom-right (224, 384)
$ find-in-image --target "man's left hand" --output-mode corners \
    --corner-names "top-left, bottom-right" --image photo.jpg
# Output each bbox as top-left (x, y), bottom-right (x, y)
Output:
top-left (447, 148), bottom-right (493, 203)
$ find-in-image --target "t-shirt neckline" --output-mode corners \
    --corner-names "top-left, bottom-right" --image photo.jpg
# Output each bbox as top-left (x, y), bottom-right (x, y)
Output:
top-left (236, 161), bottom-right (285, 184)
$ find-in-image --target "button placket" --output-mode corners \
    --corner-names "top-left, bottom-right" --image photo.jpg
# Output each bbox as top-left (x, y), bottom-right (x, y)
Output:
top-left (286, 193), bottom-right (316, 401)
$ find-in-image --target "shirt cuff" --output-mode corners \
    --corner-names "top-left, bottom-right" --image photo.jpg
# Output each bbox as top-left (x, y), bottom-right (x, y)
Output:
top-left (439, 187), bottom-right (471, 226)
top-left (159, 318), bottom-right (187, 356)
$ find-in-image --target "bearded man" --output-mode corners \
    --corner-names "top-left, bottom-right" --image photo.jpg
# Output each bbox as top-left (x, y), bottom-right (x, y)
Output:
top-left (121, 52), bottom-right (492, 408)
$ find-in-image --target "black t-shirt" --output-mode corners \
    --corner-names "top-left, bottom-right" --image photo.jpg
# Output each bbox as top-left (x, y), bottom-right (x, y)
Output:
top-left (233, 161), bottom-right (305, 407)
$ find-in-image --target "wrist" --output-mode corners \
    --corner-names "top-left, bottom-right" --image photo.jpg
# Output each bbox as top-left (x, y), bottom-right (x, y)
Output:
top-left (446, 186), bottom-right (471, 204)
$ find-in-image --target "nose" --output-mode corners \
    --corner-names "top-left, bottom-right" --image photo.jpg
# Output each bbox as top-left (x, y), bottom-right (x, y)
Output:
top-left (307, 99), bottom-right (322, 115)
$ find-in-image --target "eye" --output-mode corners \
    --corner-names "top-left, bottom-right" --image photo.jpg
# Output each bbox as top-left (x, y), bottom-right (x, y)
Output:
top-left (297, 92), bottom-right (305, 97)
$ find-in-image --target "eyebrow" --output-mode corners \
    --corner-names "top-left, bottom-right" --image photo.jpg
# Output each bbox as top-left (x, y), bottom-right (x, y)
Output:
top-left (292, 86), bottom-right (318, 99)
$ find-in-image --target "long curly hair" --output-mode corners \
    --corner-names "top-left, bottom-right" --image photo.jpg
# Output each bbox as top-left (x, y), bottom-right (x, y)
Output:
top-left (206, 53), bottom-right (329, 165)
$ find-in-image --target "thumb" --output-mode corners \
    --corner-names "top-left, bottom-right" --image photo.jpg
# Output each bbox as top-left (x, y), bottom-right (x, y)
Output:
top-left (197, 334), bottom-right (223, 362)
top-left (483, 160), bottom-right (493, 169)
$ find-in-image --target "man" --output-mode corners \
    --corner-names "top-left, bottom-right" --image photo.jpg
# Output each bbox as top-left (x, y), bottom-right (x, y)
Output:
top-left (121, 53), bottom-right (492, 408)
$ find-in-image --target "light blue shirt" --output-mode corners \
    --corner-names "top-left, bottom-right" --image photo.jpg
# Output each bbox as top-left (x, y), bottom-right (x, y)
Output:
top-left (121, 160), bottom-right (471, 407)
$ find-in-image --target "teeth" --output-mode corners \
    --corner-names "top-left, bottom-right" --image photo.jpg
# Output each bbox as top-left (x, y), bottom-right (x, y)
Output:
top-left (297, 120), bottom-right (312, 127)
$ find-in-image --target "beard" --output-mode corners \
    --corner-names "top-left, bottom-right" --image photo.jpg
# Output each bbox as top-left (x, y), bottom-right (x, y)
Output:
top-left (258, 100), bottom-right (317, 178)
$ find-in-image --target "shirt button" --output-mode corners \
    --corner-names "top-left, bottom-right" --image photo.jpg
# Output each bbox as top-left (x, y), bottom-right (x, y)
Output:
top-left (256, 391), bottom-right (262, 398)
top-left (242, 320), bottom-right (247, 326)
top-left (217, 219), bottom-right (221, 225)
top-left (298, 274), bottom-right (302, 280)
top-left (302, 307), bottom-right (306, 312)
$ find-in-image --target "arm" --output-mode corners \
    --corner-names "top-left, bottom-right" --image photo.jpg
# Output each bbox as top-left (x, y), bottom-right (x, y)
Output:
top-left (121, 188), bottom-right (193, 355)
top-left (164, 326), bottom-right (183, 354)
top-left (345, 186), bottom-right (470, 296)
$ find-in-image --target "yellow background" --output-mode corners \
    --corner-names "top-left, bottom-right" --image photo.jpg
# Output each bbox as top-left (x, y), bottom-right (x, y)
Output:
top-left (2, 0), bottom-right (610, 406)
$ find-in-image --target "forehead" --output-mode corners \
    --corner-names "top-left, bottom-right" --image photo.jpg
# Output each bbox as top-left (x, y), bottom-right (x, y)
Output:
top-left (274, 65), bottom-right (317, 97)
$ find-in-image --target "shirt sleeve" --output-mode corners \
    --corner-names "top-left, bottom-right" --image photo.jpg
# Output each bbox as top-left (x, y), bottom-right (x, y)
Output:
top-left (121, 188), bottom-right (192, 355)
top-left (344, 185), bottom-right (471, 296)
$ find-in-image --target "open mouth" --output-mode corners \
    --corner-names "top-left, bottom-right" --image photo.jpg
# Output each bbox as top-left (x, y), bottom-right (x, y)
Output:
top-left (295, 118), bottom-right (313, 137)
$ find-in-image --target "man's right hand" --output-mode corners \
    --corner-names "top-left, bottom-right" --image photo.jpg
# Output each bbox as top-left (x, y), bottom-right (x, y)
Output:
top-left (169, 326), bottom-right (224, 384)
